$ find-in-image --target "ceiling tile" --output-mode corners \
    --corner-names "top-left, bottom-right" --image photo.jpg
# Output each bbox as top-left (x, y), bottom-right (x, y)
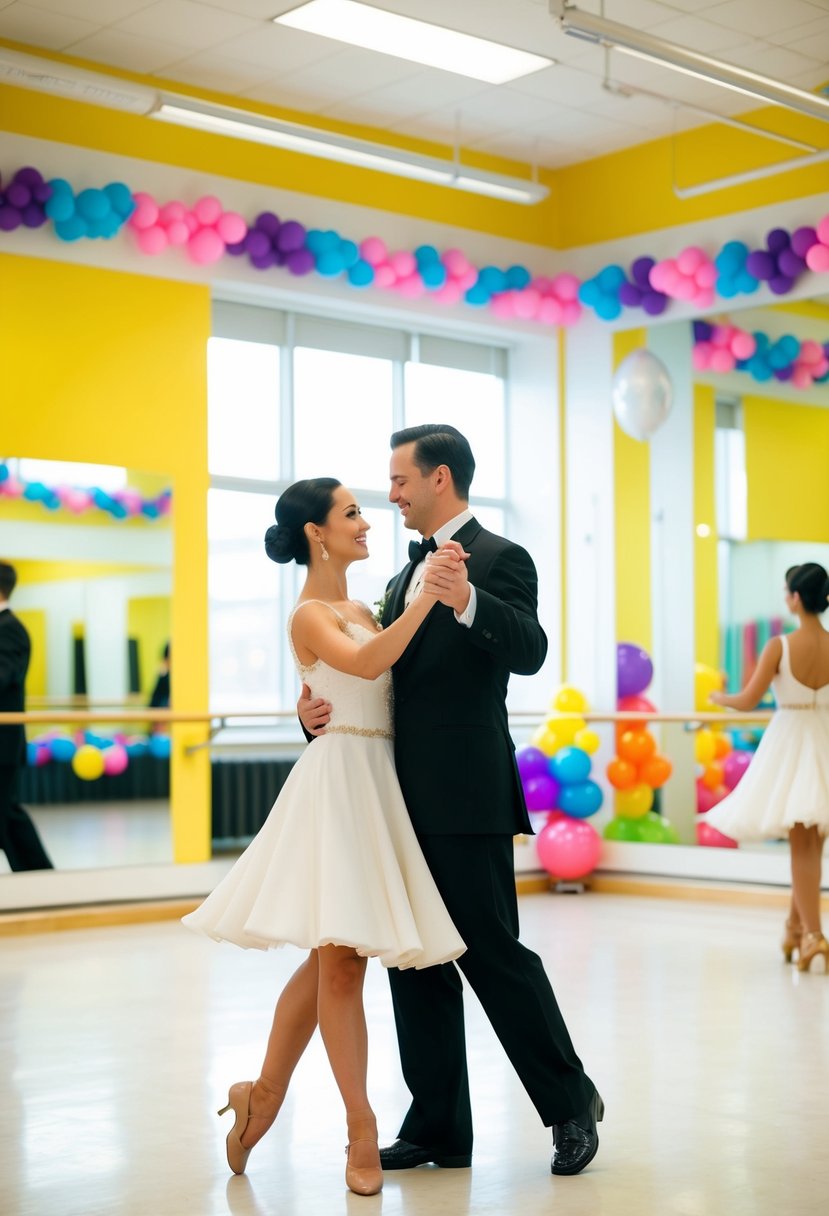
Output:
top-left (65, 29), bottom-right (196, 73)
top-left (705, 0), bottom-right (829, 39)
top-left (0, 1), bottom-right (98, 48)
top-left (641, 13), bottom-right (749, 53)
top-left (511, 62), bottom-right (608, 107)
top-left (116, 0), bottom-right (258, 51)
top-left (317, 69), bottom-right (487, 127)
top-left (157, 51), bottom-right (274, 96)
top-left (263, 46), bottom-right (422, 105)
top-left (723, 39), bottom-right (826, 78)
top-left (216, 24), bottom-right (335, 73)
top-left (22, 0), bottom-right (149, 19)
top-left (772, 14), bottom-right (829, 47)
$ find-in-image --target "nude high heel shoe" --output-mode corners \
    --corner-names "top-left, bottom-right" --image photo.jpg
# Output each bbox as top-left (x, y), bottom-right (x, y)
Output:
top-left (782, 917), bottom-right (802, 963)
top-left (345, 1110), bottom-right (383, 1196)
top-left (218, 1081), bottom-right (255, 1175)
top-left (796, 932), bottom-right (829, 973)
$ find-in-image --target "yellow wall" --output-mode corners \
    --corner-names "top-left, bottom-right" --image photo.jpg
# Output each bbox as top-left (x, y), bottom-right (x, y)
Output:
top-left (613, 328), bottom-right (651, 650)
top-left (0, 252), bottom-right (211, 862)
top-left (12, 559), bottom-right (161, 582)
top-left (128, 596), bottom-right (171, 701)
top-left (15, 609), bottom-right (47, 705)
top-left (693, 385), bottom-right (718, 670)
top-left (744, 395), bottom-right (829, 543)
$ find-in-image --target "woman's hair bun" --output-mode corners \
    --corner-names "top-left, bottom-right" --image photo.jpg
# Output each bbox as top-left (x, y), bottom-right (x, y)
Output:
top-left (265, 523), bottom-right (299, 565)
top-left (785, 562), bottom-right (829, 615)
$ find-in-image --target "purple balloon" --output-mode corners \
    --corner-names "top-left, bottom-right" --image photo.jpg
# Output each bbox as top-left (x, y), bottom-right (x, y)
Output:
top-left (618, 281), bottom-right (642, 307)
top-left (15, 166), bottom-right (45, 188)
top-left (251, 249), bottom-right (277, 270)
top-left (773, 366), bottom-right (794, 381)
top-left (21, 203), bottom-right (48, 228)
top-left (523, 774), bottom-right (559, 812)
top-left (0, 206), bottom-right (21, 231)
top-left (723, 749), bottom-right (751, 790)
top-left (746, 250), bottom-right (775, 280)
top-left (767, 227), bottom-right (790, 254)
top-left (693, 320), bottom-right (714, 342)
top-left (642, 291), bottom-right (668, 316)
top-left (516, 745), bottom-right (551, 782)
top-left (617, 643), bottom-right (653, 698)
top-left (777, 248), bottom-right (805, 278)
top-left (245, 229), bottom-right (271, 258)
top-left (631, 256), bottom-right (655, 288)
top-left (276, 219), bottom-right (306, 252)
top-left (286, 248), bottom-right (315, 276)
top-left (769, 274), bottom-right (794, 295)
top-left (254, 211), bottom-right (280, 237)
top-left (224, 239), bottom-right (246, 256)
top-left (791, 226), bottom-right (817, 258)
top-left (6, 182), bottom-right (30, 208)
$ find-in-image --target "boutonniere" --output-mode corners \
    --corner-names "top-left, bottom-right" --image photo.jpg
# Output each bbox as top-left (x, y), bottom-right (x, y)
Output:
top-left (373, 591), bottom-right (390, 624)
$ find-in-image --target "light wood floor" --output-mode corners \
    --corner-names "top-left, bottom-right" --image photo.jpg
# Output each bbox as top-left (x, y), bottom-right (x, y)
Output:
top-left (2, 892), bottom-right (828, 1216)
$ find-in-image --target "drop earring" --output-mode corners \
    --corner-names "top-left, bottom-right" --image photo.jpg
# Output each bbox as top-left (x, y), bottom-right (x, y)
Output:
top-left (318, 539), bottom-right (329, 562)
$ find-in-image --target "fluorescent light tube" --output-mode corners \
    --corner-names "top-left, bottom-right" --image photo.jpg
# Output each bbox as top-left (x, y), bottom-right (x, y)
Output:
top-left (0, 46), bottom-right (155, 114)
top-left (153, 97), bottom-right (549, 203)
top-left (275, 0), bottom-right (553, 84)
top-left (550, 2), bottom-right (829, 123)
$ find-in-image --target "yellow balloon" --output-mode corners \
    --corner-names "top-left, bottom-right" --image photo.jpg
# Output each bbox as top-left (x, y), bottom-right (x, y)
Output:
top-left (551, 685), bottom-right (589, 715)
top-left (694, 728), bottom-right (717, 765)
top-left (694, 662), bottom-right (723, 712)
top-left (574, 727), bottom-right (600, 755)
top-left (531, 724), bottom-right (565, 757)
top-left (548, 715), bottom-right (586, 746)
top-left (72, 743), bottom-right (105, 781)
top-left (616, 783), bottom-right (654, 819)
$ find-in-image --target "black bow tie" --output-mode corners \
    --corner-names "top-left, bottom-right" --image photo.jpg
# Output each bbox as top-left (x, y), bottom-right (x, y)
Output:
top-left (408, 536), bottom-right (437, 563)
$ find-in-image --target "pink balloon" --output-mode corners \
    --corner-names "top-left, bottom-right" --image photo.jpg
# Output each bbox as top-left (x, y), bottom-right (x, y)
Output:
top-left (390, 250), bottom-right (416, 278)
top-left (136, 226), bottom-right (168, 255)
top-left (193, 195), bottom-right (222, 225)
top-left (799, 339), bottom-right (823, 365)
top-left (649, 261), bottom-right (671, 291)
top-left (489, 293), bottom-right (516, 319)
top-left (395, 273), bottom-right (426, 298)
top-left (692, 288), bottom-right (715, 309)
top-left (536, 818), bottom-right (602, 880)
top-left (551, 272), bottom-right (581, 301)
top-left (791, 366), bottom-right (813, 389)
top-left (731, 331), bottom-right (756, 360)
top-left (360, 236), bottom-right (387, 266)
top-left (697, 820), bottom-right (738, 848)
top-left (722, 750), bottom-right (751, 790)
top-left (103, 744), bottom-right (129, 777)
top-left (159, 201), bottom-right (187, 224)
top-left (188, 227), bottom-right (225, 264)
top-left (561, 300), bottom-right (582, 326)
top-left (805, 243), bottom-right (829, 273)
top-left (458, 267), bottom-right (479, 291)
top-left (673, 275), bottom-right (697, 301)
top-left (692, 343), bottom-right (712, 371)
top-left (166, 220), bottom-right (190, 247)
top-left (374, 263), bottom-right (396, 288)
top-left (816, 213), bottom-right (829, 245)
top-left (129, 192), bottom-right (159, 230)
top-left (695, 261), bottom-right (718, 288)
top-left (710, 348), bottom-right (735, 373)
top-left (217, 211), bottom-right (247, 244)
top-left (696, 780), bottom-right (726, 814)
top-left (35, 744), bottom-right (51, 767)
top-left (442, 248), bottom-right (469, 277)
top-left (677, 246), bottom-right (704, 275)
top-left (433, 280), bottom-right (463, 305)
top-left (538, 297), bottom-right (564, 325)
top-left (513, 289), bottom-right (541, 320)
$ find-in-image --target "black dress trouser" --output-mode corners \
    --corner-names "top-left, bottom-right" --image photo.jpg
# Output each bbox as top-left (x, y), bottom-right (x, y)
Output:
top-left (0, 763), bottom-right (53, 871)
top-left (387, 833), bottom-right (594, 1154)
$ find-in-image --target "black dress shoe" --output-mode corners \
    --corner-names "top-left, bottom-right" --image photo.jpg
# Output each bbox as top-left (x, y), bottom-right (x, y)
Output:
top-left (378, 1139), bottom-right (472, 1170)
top-left (551, 1090), bottom-right (604, 1176)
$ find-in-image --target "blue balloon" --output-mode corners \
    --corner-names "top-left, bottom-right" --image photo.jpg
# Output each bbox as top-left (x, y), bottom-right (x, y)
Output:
top-left (76, 188), bottom-right (109, 222)
top-left (558, 780), bottom-right (603, 819)
top-left (464, 284), bottom-right (490, 307)
top-left (595, 295), bottom-right (622, 321)
top-left (578, 279), bottom-right (601, 306)
top-left (550, 746), bottom-right (592, 785)
top-left (50, 737), bottom-right (77, 762)
top-left (149, 733), bottom-right (171, 759)
top-left (26, 741), bottom-right (39, 766)
top-left (316, 251), bottom-right (345, 277)
top-left (339, 239), bottom-right (359, 267)
top-left (104, 182), bottom-right (135, 218)
top-left (45, 179), bottom-right (74, 222)
top-left (597, 264), bottom-right (625, 292)
top-left (23, 481), bottom-right (46, 501)
top-left (506, 264), bottom-right (531, 290)
top-left (421, 262), bottom-right (447, 289)
top-left (347, 259), bottom-right (374, 287)
top-left (478, 266), bottom-right (507, 293)
top-left (415, 244), bottom-right (440, 266)
top-left (305, 228), bottom-right (326, 254)
top-left (126, 738), bottom-right (150, 757)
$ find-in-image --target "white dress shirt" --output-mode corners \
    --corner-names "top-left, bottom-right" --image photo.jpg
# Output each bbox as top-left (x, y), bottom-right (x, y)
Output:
top-left (404, 508), bottom-right (477, 627)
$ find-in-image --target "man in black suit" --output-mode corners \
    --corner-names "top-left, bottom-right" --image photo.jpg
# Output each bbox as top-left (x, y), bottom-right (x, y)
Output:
top-left (0, 561), bottom-right (53, 871)
top-left (301, 425), bottom-right (601, 1175)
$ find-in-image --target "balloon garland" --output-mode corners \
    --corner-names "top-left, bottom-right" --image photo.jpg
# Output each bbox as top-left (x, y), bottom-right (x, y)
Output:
top-left (0, 461), bottom-right (172, 520)
top-left (3, 164), bottom-right (829, 331)
top-left (27, 730), bottom-right (171, 779)
top-left (692, 320), bottom-right (829, 387)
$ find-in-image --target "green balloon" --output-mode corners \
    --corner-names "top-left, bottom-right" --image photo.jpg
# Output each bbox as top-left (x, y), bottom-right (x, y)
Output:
top-left (661, 818), bottom-right (680, 844)
top-left (603, 817), bottom-right (643, 842)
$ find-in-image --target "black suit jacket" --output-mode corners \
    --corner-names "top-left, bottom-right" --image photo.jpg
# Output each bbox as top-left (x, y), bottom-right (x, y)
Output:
top-left (382, 518), bottom-right (546, 836)
top-left (0, 610), bottom-right (30, 766)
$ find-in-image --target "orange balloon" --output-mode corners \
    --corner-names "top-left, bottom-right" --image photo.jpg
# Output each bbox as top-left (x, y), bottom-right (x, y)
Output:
top-left (617, 729), bottom-right (657, 765)
top-left (607, 757), bottom-right (637, 790)
top-left (713, 732), bottom-right (732, 759)
top-left (640, 754), bottom-right (673, 788)
top-left (701, 762), bottom-right (724, 790)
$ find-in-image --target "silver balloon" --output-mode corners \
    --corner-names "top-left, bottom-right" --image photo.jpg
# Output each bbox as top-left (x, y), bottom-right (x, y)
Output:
top-left (611, 349), bottom-right (673, 441)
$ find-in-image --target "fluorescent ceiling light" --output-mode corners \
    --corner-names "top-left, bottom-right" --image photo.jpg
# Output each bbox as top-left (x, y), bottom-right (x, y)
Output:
top-left (274, 0), bottom-right (553, 84)
top-left (153, 97), bottom-right (548, 202)
top-left (550, 2), bottom-right (829, 123)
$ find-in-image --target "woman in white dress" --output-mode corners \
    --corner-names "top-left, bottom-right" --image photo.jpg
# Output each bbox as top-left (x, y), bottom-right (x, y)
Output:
top-left (705, 562), bottom-right (829, 972)
top-left (183, 478), bottom-right (465, 1194)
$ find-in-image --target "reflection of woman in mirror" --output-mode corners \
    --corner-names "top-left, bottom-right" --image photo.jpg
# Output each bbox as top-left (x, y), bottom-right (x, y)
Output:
top-left (182, 478), bottom-right (464, 1196)
top-left (704, 562), bottom-right (829, 972)
top-left (0, 561), bottom-right (54, 871)
top-left (148, 641), bottom-right (170, 709)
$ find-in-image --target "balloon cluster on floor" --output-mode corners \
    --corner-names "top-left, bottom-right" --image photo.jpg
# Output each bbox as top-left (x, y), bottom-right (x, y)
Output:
top-left (0, 462), bottom-right (172, 521)
top-left (4, 163), bottom-right (829, 329)
top-left (692, 321), bottom-right (829, 389)
top-left (693, 664), bottom-right (741, 849)
top-left (603, 644), bottom-right (678, 845)
top-left (27, 731), bottom-right (171, 779)
top-left (516, 685), bottom-right (604, 881)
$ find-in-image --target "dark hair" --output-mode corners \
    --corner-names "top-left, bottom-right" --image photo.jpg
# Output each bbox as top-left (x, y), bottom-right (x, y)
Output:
top-left (265, 478), bottom-right (341, 566)
top-left (390, 424), bottom-right (475, 499)
top-left (785, 563), bottom-right (829, 615)
top-left (0, 561), bottom-right (17, 599)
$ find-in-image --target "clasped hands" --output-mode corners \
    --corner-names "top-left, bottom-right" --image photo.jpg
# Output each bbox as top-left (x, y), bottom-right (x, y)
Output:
top-left (420, 539), bottom-right (471, 615)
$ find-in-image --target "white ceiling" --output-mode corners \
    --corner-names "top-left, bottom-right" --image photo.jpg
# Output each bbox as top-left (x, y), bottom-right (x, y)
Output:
top-left (1, 0), bottom-right (828, 169)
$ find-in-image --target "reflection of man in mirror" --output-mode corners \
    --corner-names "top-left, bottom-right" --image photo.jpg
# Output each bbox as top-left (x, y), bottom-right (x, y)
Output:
top-left (148, 641), bottom-right (170, 709)
top-left (0, 561), bottom-right (54, 871)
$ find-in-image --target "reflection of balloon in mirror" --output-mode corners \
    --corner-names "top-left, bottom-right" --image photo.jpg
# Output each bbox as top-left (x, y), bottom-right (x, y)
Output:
top-left (611, 349), bottom-right (673, 441)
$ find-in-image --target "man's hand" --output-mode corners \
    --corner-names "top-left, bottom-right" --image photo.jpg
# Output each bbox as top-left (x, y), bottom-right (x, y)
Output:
top-left (422, 542), bottom-right (471, 614)
top-left (298, 682), bottom-right (331, 736)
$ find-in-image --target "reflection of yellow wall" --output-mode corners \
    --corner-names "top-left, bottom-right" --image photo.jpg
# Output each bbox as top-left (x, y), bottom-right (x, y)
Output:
top-left (15, 609), bottom-right (47, 705)
top-left (128, 596), bottom-right (170, 700)
top-left (0, 253), bottom-right (210, 863)
top-left (613, 328), bottom-right (651, 650)
top-left (693, 386), bottom-right (718, 670)
top-left (744, 396), bottom-right (829, 543)
top-left (13, 559), bottom-right (161, 582)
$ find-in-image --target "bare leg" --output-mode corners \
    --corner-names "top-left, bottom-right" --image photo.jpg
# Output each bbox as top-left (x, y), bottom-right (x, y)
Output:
top-left (789, 824), bottom-right (825, 936)
top-left (316, 945), bottom-right (379, 1174)
top-left (241, 951), bottom-right (320, 1149)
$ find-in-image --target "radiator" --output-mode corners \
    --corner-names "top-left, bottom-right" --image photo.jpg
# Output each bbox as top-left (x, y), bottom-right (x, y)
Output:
top-left (211, 756), bottom-right (299, 844)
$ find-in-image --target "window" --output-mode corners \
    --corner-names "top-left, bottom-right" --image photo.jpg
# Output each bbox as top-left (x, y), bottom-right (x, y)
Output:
top-left (207, 304), bottom-right (510, 715)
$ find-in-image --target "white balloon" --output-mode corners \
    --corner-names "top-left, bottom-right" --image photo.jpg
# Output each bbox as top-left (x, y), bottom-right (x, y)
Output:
top-left (611, 349), bottom-right (673, 442)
